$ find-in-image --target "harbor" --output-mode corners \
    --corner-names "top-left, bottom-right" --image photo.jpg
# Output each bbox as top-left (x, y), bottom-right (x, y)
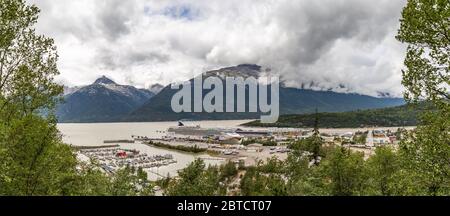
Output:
top-left (60, 120), bottom-right (413, 180)
top-left (79, 148), bottom-right (177, 173)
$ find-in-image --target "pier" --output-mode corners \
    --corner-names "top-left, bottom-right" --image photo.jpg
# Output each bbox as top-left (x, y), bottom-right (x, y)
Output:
top-left (79, 147), bottom-right (177, 173)
top-left (72, 144), bottom-right (120, 150)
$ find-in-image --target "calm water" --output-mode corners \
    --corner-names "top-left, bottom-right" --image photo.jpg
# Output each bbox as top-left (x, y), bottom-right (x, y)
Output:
top-left (57, 120), bottom-right (251, 180)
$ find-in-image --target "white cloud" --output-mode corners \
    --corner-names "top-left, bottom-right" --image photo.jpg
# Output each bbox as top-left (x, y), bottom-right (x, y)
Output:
top-left (28, 0), bottom-right (407, 97)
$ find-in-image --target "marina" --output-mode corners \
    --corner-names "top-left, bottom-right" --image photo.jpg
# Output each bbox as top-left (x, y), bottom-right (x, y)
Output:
top-left (58, 120), bottom-right (246, 180)
top-left (59, 120), bottom-right (413, 180)
top-left (80, 148), bottom-right (177, 173)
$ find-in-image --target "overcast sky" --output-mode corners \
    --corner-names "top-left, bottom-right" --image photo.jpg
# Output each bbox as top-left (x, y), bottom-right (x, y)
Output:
top-left (28, 0), bottom-right (407, 97)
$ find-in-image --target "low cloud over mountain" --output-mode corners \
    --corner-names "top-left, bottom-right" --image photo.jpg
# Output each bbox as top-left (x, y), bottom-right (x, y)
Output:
top-left (30, 0), bottom-right (406, 97)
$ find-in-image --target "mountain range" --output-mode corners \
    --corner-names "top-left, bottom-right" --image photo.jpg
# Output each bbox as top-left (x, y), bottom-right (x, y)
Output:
top-left (57, 76), bottom-right (155, 122)
top-left (56, 65), bottom-right (405, 123)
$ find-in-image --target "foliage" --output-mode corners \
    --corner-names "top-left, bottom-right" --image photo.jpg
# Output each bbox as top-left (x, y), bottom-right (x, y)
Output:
top-left (290, 135), bottom-right (324, 164)
top-left (399, 111), bottom-right (450, 195)
top-left (255, 157), bottom-right (286, 174)
top-left (320, 147), bottom-right (366, 196)
top-left (0, 0), bottom-right (74, 195)
top-left (109, 166), bottom-right (154, 196)
top-left (165, 159), bottom-right (226, 196)
top-left (0, 0), bottom-right (154, 196)
top-left (240, 166), bottom-right (288, 196)
top-left (59, 162), bottom-right (111, 196)
top-left (396, 0), bottom-right (449, 106)
top-left (241, 138), bottom-right (277, 146)
top-left (352, 132), bottom-right (368, 144)
top-left (364, 146), bottom-right (400, 195)
top-left (396, 0), bottom-right (450, 196)
top-left (145, 141), bottom-right (207, 153)
top-left (244, 103), bottom-right (423, 128)
top-left (1, 0), bottom-right (449, 197)
top-left (220, 161), bottom-right (238, 182)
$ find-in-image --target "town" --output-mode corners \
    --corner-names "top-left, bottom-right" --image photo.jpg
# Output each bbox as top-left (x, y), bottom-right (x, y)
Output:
top-left (78, 120), bottom-right (411, 177)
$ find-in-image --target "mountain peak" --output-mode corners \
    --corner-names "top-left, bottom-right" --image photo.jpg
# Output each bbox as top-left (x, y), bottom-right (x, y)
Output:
top-left (203, 64), bottom-right (262, 79)
top-left (236, 64), bottom-right (261, 71)
top-left (149, 83), bottom-right (164, 94)
top-left (94, 76), bottom-right (116, 85)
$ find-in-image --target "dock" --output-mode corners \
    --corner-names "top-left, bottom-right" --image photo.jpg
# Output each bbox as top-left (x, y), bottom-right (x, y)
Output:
top-left (72, 144), bottom-right (120, 150)
top-left (104, 139), bottom-right (134, 143)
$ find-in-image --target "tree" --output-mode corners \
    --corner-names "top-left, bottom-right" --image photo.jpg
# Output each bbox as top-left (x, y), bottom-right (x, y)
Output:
top-left (313, 108), bottom-right (319, 135)
top-left (321, 147), bottom-right (366, 196)
top-left (0, 0), bottom-right (79, 195)
top-left (399, 111), bottom-right (450, 195)
top-left (256, 157), bottom-right (285, 174)
top-left (285, 151), bottom-right (327, 195)
top-left (0, 0), bottom-right (62, 117)
top-left (290, 135), bottom-right (324, 165)
top-left (0, 0), bottom-right (142, 196)
top-left (59, 162), bottom-right (111, 196)
top-left (240, 167), bottom-right (263, 196)
top-left (136, 167), bottom-right (148, 182)
top-left (165, 159), bottom-right (225, 196)
top-left (220, 161), bottom-right (238, 182)
top-left (0, 116), bottom-right (81, 195)
top-left (396, 0), bottom-right (450, 195)
top-left (397, 0), bottom-right (449, 106)
top-left (310, 109), bottom-right (323, 164)
top-left (353, 131), bottom-right (368, 144)
top-left (365, 146), bottom-right (400, 195)
top-left (239, 166), bottom-right (288, 196)
top-left (110, 166), bottom-right (154, 196)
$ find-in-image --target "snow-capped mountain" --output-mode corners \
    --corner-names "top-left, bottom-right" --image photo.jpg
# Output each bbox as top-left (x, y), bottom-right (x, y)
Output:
top-left (56, 76), bottom-right (155, 122)
top-left (57, 65), bottom-right (404, 123)
top-left (63, 86), bottom-right (81, 95)
top-left (125, 64), bottom-right (404, 122)
top-left (202, 64), bottom-right (264, 79)
top-left (149, 83), bottom-right (164, 94)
